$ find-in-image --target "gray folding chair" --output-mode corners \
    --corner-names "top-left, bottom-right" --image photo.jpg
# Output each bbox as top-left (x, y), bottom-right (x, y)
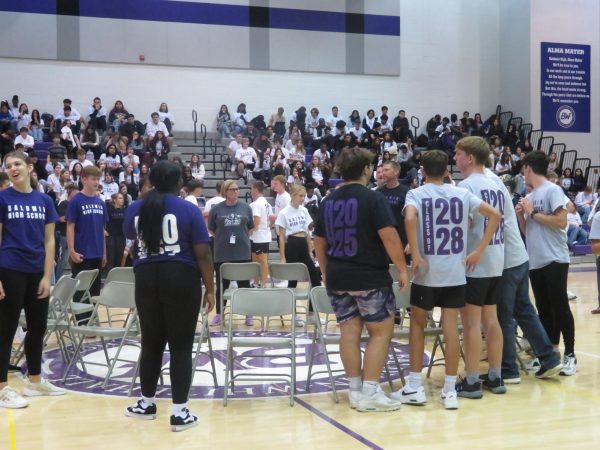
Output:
top-left (218, 262), bottom-right (261, 332)
top-left (306, 287), bottom-right (395, 402)
top-left (268, 262), bottom-right (311, 327)
top-left (62, 281), bottom-right (140, 389)
top-left (224, 288), bottom-right (296, 406)
top-left (92, 267), bottom-right (135, 326)
top-left (71, 269), bottom-right (99, 324)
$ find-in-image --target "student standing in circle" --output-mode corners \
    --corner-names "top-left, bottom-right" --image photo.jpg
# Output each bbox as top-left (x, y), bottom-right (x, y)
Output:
top-left (276, 184), bottom-right (322, 327)
top-left (123, 161), bottom-right (214, 432)
top-left (208, 179), bottom-right (254, 326)
top-left (0, 151), bottom-right (65, 409)
top-left (249, 181), bottom-right (273, 287)
top-left (314, 147), bottom-right (409, 412)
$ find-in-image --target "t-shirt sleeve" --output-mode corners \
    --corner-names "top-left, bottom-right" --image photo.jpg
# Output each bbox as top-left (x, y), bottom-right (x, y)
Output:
top-left (274, 210), bottom-right (286, 229)
top-left (467, 191), bottom-right (483, 215)
top-left (590, 213), bottom-right (600, 240)
top-left (65, 195), bottom-right (78, 223)
top-left (123, 204), bottom-right (138, 240)
top-left (102, 201), bottom-right (109, 224)
top-left (250, 202), bottom-right (260, 217)
top-left (314, 202), bottom-right (325, 237)
top-left (246, 205), bottom-right (254, 230)
top-left (44, 195), bottom-right (59, 224)
top-left (549, 186), bottom-right (567, 212)
top-left (208, 206), bottom-right (217, 232)
top-left (402, 189), bottom-right (419, 216)
top-left (372, 193), bottom-right (396, 230)
top-left (190, 207), bottom-right (210, 244)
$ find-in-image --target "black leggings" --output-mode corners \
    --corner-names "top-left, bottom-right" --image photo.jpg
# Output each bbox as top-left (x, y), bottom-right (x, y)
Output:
top-left (0, 269), bottom-right (48, 382)
top-left (285, 236), bottom-right (321, 312)
top-left (529, 262), bottom-right (575, 355)
top-left (134, 262), bottom-right (202, 404)
top-left (214, 261), bottom-right (250, 314)
top-left (106, 235), bottom-right (126, 273)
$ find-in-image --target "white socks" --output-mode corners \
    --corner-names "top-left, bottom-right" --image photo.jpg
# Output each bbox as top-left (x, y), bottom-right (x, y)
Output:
top-left (408, 372), bottom-right (422, 390)
top-left (361, 380), bottom-right (379, 396)
top-left (443, 375), bottom-right (457, 394)
top-left (348, 376), bottom-right (362, 392)
top-left (172, 403), bottom-right (188, 418)
top-left (141, 396), bottom-right (155, 407)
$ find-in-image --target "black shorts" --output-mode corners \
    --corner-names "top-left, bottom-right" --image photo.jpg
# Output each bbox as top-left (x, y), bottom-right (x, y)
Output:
top-left (410, 283), bottom-right (466, 310)
top-left (251, 242), bottom-right (270, 254)
top-left (465, 276), bottom-right (501, 307)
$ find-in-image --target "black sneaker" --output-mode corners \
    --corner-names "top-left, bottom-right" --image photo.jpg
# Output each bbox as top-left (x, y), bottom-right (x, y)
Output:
top-left (8, 364), bottom-right (22, 373)
top-left (535, 360), bottom-right (563, 379)
top-left (455, 378), bottom-right (483, 399)
top-left (480, 374), bottom-right (507, 394)
top-left (125, 399), bottom-right (157, 420)
top-left (170, 408), bottom-right (198, 432)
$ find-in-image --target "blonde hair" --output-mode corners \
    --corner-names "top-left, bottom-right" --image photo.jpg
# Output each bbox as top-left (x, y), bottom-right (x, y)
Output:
top-left (220, 179), bottom-right (238, 197)
top-left (290, 184), bottom-right (306, 196)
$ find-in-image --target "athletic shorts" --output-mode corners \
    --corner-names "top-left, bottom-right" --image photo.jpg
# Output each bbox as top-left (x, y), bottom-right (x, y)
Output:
top-left (465, 276), bottom-right (501, 307)
top-left (251, 242), bottom-right (270, 254)
top-left (329, 287), bottom-right (395, 324)
top-left (410, 283), bottom-right (466, 310)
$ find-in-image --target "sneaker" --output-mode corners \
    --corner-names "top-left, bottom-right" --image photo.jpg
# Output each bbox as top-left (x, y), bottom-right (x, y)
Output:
top-left (535, 360), bottom-right (563, 379)
top-left (8, 364), bottom-right (22, 373)
top-left (440, 390), bottom-right (459, 410)
top-left (481, 375), bottom-right (506, 394)
top-left (524, 358), bottom-right (541, 372)
top-left (357, 387), bottom-right (401, 412)
top-left (0, 386), bottom-right (29, 409)
top-left (294, 317), bottom-right (305, 328)
top-left (390, 385), bottom-right (427, 405)
top-left (455, 378), bottom-right (483, 399)
top-left (125, 399), bottom-right (157, 420)
top-left (209, 314), bottom-right (221, 326)
top-left (349, 390), bottom-right (362, 409)
top-left (503, 376), bottom-right (521, 384)
top-left (245, 315), bottom-right (254, 326)
top-left (170, 408), bottom-right (198, 432)
top-left (23, 379), bottom-right (66, 397)
top-left (559, 354), bottom-right (577, 376)
top-left (567, 290), bottom-right (578, 301)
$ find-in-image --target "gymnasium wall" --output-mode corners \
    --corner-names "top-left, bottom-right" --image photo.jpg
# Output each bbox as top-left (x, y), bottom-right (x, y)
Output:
top-left (0, 0), bottom-right (500, 136)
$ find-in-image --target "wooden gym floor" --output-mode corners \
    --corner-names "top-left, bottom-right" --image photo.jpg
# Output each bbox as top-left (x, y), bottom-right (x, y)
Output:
top-left (2, 267), bottom-right (600, 450)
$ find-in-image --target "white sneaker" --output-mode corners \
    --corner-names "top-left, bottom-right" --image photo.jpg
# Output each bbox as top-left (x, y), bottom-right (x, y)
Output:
top-left (440, 390), bottom-right (459, 410)
top-left (567, 290), bottom-right (578, 301)
top-left (349, 390), bottom-right (362, 409)
top-left (390, 385), bottom-right (427, 405)
top-left (560, 354), bottom-right (577, 376)
top-left (524, 358), bottom-right (541, 372)
top-left (23, 379), bottom-right (67, 397)
top-left (357, 387), bottom-right (401, 412)
top-left (0, 386), bottom-right (29, 409)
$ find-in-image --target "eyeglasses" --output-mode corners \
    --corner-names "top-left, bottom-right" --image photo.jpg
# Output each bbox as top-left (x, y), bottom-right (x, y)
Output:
top-left (227, 188), bottom-right (239, 192)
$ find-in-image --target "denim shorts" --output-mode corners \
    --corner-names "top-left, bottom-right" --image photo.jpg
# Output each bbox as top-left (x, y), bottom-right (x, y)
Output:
top-left (329, 286), bottom-right (395, 324)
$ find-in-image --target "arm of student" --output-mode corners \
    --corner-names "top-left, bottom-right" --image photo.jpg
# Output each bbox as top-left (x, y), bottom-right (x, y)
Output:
top-left (278, 227), bottom-right (286, 263)
top-left (193, 242), bottom-right (215, 313)
top-left (592, 239), bottom-right (600, 255)
top-left (404, 204), bottom-right (425, 273)
top-left (532, 207), bottom-right (567, 229)
top-left (39, 223), bottom-right (55, 299)
top-left (466, 202), bottom-right (502, 271)
top-left (378, 226), bottom-right (409, 290)
top-left (515, 201), bottom-right (526, 234)
top-left (314, 236), bottom-right (328, 286)
top-left (67, 222), bottom-right (83, 263)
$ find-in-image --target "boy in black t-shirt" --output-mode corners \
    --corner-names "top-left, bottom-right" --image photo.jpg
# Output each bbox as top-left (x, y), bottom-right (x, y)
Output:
top-left (314, 147), bottom-right (409, 413)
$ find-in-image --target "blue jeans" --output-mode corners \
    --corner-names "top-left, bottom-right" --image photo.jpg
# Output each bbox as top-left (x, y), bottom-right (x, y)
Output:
top-left (218, 123), bottom-right (231, 138)
top-left (29, 127), bottom-right (44, 142)
top-left (577, 205), bottom-right (591, 223)
top-left (567, 224), bottom-right (589, 246)
top-left (497, 261), bottom-right (560, 378)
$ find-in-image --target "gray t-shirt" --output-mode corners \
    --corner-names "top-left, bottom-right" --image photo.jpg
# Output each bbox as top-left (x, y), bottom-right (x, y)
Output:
top-left (589, 211), bottom-right (600, 240)
top-left (525, 180), bottom-right (570, 269)
top-left (404, 183), bottom-right (482, 287)
top-left (485, 169), bottom-right (529, 270)
top-left (208, 201), bottom-right (254, 263)
top-left (459, 172), bottom-right (505, 278)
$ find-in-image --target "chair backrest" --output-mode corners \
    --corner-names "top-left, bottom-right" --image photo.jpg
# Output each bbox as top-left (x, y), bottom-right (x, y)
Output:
top-left (50, 276), bottom-right (80, 313)
top-left (310, 286), bottom-right (334, 315)
top-left (95, 282), bottom-right (136, 309)
top-left (74, 269), bottom-right (99, 292)
top-left (105, 267), bottom-right (135, 284)
top-left (269, 262), bottom-right (310, 283)
top-left (220, 262), bottom-right (261, 282)
top-left (230, 288), bottom-right (294, 316)
top-left (392, 282), bottom-right (411, 310)
top-left (389, 264), bottom-right (413, 281)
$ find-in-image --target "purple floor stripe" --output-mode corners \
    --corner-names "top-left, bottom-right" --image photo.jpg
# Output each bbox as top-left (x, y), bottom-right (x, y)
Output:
top-left (294, 397), bottom-right (384, 450)
top-left (569, 266), bottom-right (596, 273)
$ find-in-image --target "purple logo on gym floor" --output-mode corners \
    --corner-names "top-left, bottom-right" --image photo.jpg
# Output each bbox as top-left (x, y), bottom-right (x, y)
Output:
top-left (43, 331), bottom-right (423, 399)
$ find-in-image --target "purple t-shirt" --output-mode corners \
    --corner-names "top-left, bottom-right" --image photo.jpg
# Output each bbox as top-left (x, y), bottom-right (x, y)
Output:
top-left (66, 192), bottom-right (109, 260)
top-left (0, 187), bottom-right (58, 273)
top-left (123, 195), bottom-right (210, 268)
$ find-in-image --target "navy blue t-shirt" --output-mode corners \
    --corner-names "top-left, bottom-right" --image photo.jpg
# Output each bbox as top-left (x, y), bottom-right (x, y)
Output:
top-left (0, 187), bottom-right (58, 273)
top-left (124, 194), bottom-right (210, 268)
top-left (66, 192), bottom-right (109, 260)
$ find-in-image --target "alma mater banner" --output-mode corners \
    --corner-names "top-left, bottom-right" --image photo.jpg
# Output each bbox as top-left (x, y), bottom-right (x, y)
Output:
top-left (541, 42), bottom-right (590, 133)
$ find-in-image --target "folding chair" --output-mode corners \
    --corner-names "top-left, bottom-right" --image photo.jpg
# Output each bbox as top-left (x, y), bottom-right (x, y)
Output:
top-left (92, 267), bottom-right (135, 326)
top-left (224, 288), bottom-right (296, 406)
top-left (218, 262), bottom-right (261, 332)
top-left (306, 287), bottom-right (395, 402)
top-left (268, 262), bottom-right (311, 327)
top-left (70, 269), bottom-right (99, 325)
top-left (62, 281), bottom-right (140, 389)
